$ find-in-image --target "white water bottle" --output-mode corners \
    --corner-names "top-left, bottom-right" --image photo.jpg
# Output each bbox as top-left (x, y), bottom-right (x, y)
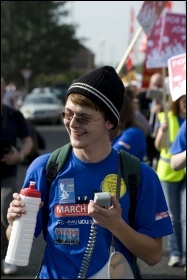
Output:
top-left (5, 181), bottom-right (41, 266)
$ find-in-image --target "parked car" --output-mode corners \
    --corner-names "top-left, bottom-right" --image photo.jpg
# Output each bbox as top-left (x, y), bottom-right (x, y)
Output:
top-left (19, 93), bottom-right (63, 125)
top-left (16, 87), bottom-right (62, 108)
top-left (30, 86), bottom-right (68, 105)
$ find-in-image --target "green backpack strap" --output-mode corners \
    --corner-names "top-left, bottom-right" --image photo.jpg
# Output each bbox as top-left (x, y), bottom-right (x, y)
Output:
top-left (46, 143), bottom-right (72, 188)
top-left (119, 149), bottom-right (141, 226)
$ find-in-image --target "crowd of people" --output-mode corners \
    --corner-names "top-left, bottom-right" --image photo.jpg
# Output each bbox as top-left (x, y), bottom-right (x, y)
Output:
top-left (125, 74), bottom-right (186, 272)
top-left (1, 66), bottom-right (186, 278)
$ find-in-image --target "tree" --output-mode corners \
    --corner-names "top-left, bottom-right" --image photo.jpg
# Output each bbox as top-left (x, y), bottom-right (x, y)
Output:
top-left (1, 1), bottom-right (81, 87)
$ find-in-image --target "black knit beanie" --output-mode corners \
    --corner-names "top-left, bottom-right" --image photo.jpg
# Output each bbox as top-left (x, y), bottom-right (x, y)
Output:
top-left (66, 66), bottom-right (125, 129)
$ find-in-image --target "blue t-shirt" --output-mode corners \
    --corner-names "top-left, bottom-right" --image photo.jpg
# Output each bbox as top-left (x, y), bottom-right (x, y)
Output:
top-left (170, 120), bottom-right (186, 154)
top-left (112, 127), bottom-right (146, 161)
top-left (22, 148), bottom-right (173, 279)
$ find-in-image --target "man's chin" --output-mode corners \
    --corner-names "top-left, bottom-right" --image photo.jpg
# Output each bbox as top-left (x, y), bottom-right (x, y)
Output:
top-left (70, 139), bottom-right (85, 149)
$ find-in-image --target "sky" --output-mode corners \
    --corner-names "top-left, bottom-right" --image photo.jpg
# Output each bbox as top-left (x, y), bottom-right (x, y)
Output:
top-left (63, 1), bottom-right (186, 68)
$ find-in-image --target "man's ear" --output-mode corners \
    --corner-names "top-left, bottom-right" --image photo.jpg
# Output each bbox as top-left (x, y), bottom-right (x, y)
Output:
top-left (106, 121), bottom-right (114, 129)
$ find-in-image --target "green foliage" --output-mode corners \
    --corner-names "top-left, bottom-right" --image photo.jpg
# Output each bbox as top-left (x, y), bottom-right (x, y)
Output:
top-left (1, 1), bottom-right (81, 88)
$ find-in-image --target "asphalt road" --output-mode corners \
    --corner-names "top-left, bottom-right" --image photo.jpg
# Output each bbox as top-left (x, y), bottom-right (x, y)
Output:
top-left (1, 125), bottom-right (186, 279)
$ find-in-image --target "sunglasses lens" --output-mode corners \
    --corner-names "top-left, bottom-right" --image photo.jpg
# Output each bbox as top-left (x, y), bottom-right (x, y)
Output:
top-left (62, 112), bottom-right (89, 125)
top-left (78, 118), bottom-right (88, 125)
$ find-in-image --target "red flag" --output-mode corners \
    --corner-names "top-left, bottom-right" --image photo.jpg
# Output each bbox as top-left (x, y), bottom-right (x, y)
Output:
top-left (126, 7), bottom-right (135, 72)
top-left (166, 1), bottom-right (173, 10)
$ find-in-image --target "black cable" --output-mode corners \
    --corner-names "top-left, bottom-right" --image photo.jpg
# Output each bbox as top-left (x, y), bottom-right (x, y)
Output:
top-left (78, 223), bottom-right (97, 279)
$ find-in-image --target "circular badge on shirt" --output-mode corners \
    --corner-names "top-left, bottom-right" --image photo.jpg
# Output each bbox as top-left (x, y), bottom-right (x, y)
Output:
top-left (101, 174), bottom-right (126, 197)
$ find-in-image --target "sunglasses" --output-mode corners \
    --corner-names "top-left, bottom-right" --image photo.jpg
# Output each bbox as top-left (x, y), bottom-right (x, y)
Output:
top-left (61, 112), bottom-right (103, 125)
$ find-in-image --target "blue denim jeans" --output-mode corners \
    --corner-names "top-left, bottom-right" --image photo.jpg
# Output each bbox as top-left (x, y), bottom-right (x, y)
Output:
top-left (161, 177), bottom-right (186, 265)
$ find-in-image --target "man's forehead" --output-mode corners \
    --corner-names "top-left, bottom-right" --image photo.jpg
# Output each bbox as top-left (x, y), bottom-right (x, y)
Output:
top-left (65, 99), bottom-right (95, 114)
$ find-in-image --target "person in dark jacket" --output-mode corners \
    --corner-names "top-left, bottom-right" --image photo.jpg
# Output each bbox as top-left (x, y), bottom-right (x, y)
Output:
top-left (1, 77), bottom-right (33, 275)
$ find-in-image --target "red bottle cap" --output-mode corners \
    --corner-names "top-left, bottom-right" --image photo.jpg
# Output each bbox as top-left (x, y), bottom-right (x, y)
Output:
top-left (20, 181), bottom-right (41, 198)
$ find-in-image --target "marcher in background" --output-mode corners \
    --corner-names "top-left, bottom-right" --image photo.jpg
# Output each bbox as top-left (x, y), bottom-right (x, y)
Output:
top-left (126, 86), bottom-right (152, 137)
top-left (170, 119), bottom-right (186, 171)
top-left (6, 66), bottom-right (173, 279)
top-left (3, 82), bottom-right (17, 109)
top-left (136, 73), bottom-right (163, 168)
top-left (170, 119), bottom-right (186, 272)
top-left (126, 80), bottom-right (138, 98)
top-left (1, 77), bottom-right (33, 275)
top-left (110, 92), bottom-right (146, 161)
top-left (154, 94), bottom-right (186, 268)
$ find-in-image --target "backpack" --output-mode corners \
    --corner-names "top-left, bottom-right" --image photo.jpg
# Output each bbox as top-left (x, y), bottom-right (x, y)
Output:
top-left (45, 143), bottom-right (141, 278)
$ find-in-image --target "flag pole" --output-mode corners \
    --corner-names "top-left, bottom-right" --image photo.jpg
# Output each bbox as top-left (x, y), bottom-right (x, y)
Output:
top-left (116, 26), bottom-right (143, 75)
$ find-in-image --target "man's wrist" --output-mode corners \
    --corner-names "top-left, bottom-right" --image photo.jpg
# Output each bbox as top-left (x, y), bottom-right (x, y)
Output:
top-left (7, 220), bottom-right (13, 230)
